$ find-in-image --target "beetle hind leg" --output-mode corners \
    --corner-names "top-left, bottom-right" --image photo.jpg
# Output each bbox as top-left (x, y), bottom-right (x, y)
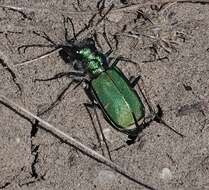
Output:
top-left (137, 77), bottom-right (184, 137)
top-left (129, 75), bottom-right (141, 88)
top-left (130, 75), bottom-right (184, 137)
top-left (154, 105), bottom-right (185, 137)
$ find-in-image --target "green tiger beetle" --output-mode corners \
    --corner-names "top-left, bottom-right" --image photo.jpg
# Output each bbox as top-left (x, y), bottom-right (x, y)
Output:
top-left (60, 38), bottom-right (184, 144)
top-left (18, 12), bottom-right (184, 153)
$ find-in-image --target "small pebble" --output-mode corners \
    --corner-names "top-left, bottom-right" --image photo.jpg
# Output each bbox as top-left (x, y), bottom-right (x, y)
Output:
top-left (160, 168), bottom-right (172, 181)
top-left (15, 137), bottom-right (20, 144)
top-left (101, 128), bottom-right (112, 142)
top-left (94, 170), bottom-right (115, 185)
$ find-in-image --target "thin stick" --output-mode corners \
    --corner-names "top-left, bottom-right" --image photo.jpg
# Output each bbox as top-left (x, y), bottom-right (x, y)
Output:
top-left (0, 94), bottom-right (157, 190)
top-left (15, 48), bottom-right (62, 67)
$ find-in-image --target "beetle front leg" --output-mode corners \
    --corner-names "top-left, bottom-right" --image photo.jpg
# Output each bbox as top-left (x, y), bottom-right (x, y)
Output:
top-left (110, 56), bottom-right (138, 68)
top-left (18, 44), bottom-right (56, 54)
top-left (102, 23), bottom-right (114, 58)
top-left (62, 16), bottom-right (77, 41)
top-left (105, 49), bottom-right (113, 57)
top-left (34, 71), bottom-right (85, 82)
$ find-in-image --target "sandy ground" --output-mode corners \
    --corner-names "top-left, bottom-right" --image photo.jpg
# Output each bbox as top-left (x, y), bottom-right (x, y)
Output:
top-left (0, 0), bottom-right (209, 190)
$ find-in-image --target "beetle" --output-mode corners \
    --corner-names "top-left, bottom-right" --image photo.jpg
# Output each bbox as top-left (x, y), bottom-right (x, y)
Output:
top-left (67, 39), bottom-right (146, 141)
top-left (63, 38), bottom-right (184, 142)
top-left (18, 33), bottom-right (184, 147)
top-left (17, 8), bottom-right (184, 147)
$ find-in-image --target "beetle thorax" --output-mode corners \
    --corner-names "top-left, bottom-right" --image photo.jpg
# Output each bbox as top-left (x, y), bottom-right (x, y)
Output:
top-left (77, 48), bottom-right (105, 77)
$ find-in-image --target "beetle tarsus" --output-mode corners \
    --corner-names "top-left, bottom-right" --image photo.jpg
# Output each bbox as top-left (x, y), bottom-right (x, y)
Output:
top-left (130, 75), bottom-right (141, 88)
top-left (126, 135), bottom-right (137, 145)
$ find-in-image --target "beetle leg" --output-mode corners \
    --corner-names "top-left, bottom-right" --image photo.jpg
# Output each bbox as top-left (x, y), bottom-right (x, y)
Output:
top-left (105, 49), bottom-right (113, 57)
top-left (38, 80), bottom-right (76, 115)
top-left (84, 103), bottom-right (105, 155)
top-left (144, 105), bottom-right (184, 137)
top-left (126, 112), bottom-right (142, 145)
top-left (129, 75), bottom-right (141, 88)
top-left (37, 77), bottom-right (88, 116)
top-left (84, 84), bottom-right (112, 160)
top-left (134, 76), bottom-right (155, 114)
top-left (110, 56), bottom-right (138, 68)
top-left (18, 44), bottom-right (56, 54)
top-left (83, 82), bottom-right (101, 108)
top-left (129, 75), bottom-right (158, 117)
top-left (154, 105), bottom-right (185, 137)
top-left (133, 77), bottom-right (185, 137)
top-left (63, 16), bottom-right (77, 41)
top-left (92, 102), bottom-right (112, 161)
top-left (32, 31), bottom-right (58, 46)
top-left (34, 71), bottom-right (85, 82)
top-left (102, 22), bottom-right (114, 57)
top-left (33, 74), bottom-right (87, 116)
top-left (84, 101), bottom-right (112, 161)
top-left (93, 25), bottom-right (113, 61)
top-left (93, 32), bottom-right (103, 51)
top-left (102, 24), bottom-right (113, 52)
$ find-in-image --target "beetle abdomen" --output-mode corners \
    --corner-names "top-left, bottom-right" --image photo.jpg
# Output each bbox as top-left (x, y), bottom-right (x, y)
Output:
top-left (91, 67), bottom-right (145, 130)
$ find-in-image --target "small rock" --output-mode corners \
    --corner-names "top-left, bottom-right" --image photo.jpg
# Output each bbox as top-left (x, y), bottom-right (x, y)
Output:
top-left (15, 137), bottom-right (20, 144)
top-left (94, 170), bottom-right (116, 185)
top-left (160, 168), bottom-right (172, 181)
top-left (101, 128), bottom-right (112, 142)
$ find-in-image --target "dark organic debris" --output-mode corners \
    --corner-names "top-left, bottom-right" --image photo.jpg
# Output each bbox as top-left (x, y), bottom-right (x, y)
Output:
top-left (0, 58), bottom-right (22, 95)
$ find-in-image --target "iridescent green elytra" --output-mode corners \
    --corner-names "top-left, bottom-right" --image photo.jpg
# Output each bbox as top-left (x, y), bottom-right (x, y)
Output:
top-left (78, 48), bottom-right (145, 135)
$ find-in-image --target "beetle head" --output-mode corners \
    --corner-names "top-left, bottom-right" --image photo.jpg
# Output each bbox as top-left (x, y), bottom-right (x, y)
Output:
top-left (59, 38), bottom-right (97, 71)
